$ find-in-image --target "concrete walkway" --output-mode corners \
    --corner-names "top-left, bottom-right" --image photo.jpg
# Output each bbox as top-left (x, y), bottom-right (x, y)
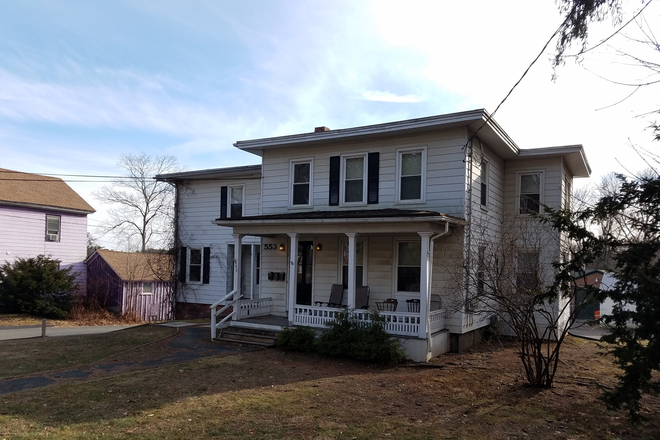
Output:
top-left (0, 325), bottom-right (138, 341)
top-left (568, 320), bottom-right (610, 341)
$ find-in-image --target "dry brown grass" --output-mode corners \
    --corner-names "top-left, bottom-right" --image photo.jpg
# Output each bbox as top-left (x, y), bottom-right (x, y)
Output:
top-left (0, 330), bottom-right (658, 439)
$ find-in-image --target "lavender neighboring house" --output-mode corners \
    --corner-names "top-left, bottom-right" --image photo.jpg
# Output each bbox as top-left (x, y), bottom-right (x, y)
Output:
top-left (0, 168), bottom-right (95, 293)
top-left (86, 249), bottom-right (173, 321)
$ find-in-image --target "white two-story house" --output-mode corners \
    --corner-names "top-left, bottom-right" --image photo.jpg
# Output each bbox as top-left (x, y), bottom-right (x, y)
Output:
top-left (159, 109), bottom-right (590, 361)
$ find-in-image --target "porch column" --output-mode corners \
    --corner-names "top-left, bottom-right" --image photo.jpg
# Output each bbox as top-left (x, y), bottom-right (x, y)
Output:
top-left (287, 233), bottom-right (298, 322)
top-left (418, 232), bottom-right (432, 339)
top-left (345, 233), bottom-right (357, 309)
top-left (232, 234), bottom-right (244, 321)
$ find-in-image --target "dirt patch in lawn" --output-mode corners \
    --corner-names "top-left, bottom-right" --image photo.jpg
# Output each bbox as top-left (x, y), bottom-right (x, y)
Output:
top-left (0, 312), bottom-right (147, 327)
top-left (0, 331), bottom-right (658, 439)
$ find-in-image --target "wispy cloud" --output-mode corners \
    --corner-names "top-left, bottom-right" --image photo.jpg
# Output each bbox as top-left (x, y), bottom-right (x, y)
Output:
top-left (362, 91), bottom-right (424, 103)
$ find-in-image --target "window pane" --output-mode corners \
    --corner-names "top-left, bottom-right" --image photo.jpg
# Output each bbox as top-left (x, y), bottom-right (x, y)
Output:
top-left (345, 157), bottom-right (364, 179)
top-left (293, 184), bottom-right (309, 205)
top-left (342, 242), bottom-right (364, 265)
top-left (294, 163), bottom-right (310, 183)
top-left (398, 242), bottom-right (421, 266)
top-left (230, 187), bottom-right (243, 203)
top-left (143, 282), bottom-right (153, 294)
top-left (46, 216), bottom-right (60, 235)
top-left (189, 266), bottom-right (201, 282)
top-left (190, 249), bottom-right (202, 264)
top-left (401, 152), bottom-right (421, 176)
top-left (521, 174), bottom-right (540, 193)
top-left (397, 267), bottom-right (421, 292)
top-left (401, 176), bottom-right (421, 200)
top-left (520, 194), bottom-right (540, 214)
top-left (344, 180), bottom-right (363, 202)
top-left (230, 204), bottom-right (243, 218)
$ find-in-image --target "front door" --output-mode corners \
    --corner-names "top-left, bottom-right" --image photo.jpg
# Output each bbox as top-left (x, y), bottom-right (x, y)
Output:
top-left (296, 241), bottom-right (313, 305)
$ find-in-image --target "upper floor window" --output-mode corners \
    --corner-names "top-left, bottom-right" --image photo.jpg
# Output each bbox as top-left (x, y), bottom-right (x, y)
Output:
top-left (518, 172), bottom-right (543, 214)
top-left (480, 159), bottom-right (489, 208)
top-left (46, 215), bottom-right (60, 242)
top-left (563, 175), bottom-right (572, 211)
top-left (291, 160), bottom-right (312, 206)
top-left (229, 186), bottom-right (244, 218)
top-left (396, 241), bottom-right (421, 292)
top-left (397, 147), bottom-right (426, 202)
top-left (342, 154), bottom-right (367, 204)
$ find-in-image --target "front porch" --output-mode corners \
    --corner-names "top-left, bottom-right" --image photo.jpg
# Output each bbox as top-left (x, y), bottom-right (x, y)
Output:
top-left (212, 208), bottom-right (463, 361)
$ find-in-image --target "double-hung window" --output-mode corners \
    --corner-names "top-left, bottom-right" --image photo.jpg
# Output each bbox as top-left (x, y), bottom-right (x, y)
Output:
top-left (46, 215), bottom-right (61, 242)
top-left (188, 248), bottom-right (202, 283)
top-left (518, 172), bottom-right (543, 214)
top-left (229, 186), bottom-right (244, 218)
top-left (516, 250), bottom-right (540, 293)
top-left (397, 147), bottom-right (426, 202)
top-left (342, 154), bottom-right (366, 204)
top-left (396, 241), bottom-right (421, 292)
top-left (341, 241), bottom-right (365, 288)
top-left (291, 160), bottom-right (312, 206)
top-left (480, 159), bottom-right (489, 208)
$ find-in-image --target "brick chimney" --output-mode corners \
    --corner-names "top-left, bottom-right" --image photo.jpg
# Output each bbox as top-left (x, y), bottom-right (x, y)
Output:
top-left (314, 126), bottom-right (330, 133)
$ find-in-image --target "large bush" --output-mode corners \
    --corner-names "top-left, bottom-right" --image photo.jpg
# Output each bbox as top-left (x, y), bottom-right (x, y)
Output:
top-left (0, 255), bottom-right (78, 319)
top-left (316, 310), bottom-right (405, 365)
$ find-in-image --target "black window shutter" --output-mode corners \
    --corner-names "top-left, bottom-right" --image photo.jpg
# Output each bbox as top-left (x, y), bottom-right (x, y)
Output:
top-left (368, 152), bottom-right (379, 204)
top-left (203, 247), bottom-right (211, 284)
top-left (329, 156), bottom-right (340, 206)
top-left (220, 186), bottom-right (228, 219)
top-left (179, 247), bottom-right (187, 283)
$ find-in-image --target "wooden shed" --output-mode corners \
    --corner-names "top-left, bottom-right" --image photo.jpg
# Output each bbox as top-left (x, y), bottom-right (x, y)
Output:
top-left (86, 249), bottom-right (173, 321)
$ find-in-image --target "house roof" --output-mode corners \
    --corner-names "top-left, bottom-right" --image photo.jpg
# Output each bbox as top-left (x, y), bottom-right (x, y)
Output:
top-left (234, 109), bottom-right (521, 160)
top-left (515, 144), bottom-right (591, 178)
top-left (156, 164), bottom-right (262, 181)
top-left (574, 270), bottom-right (616, 291)
top-left (0, 168), bottom-right (95, 214)
top-left (214, 208), bottom-right (464, 236)
top-left (91, 249), bottom-right (173, 282)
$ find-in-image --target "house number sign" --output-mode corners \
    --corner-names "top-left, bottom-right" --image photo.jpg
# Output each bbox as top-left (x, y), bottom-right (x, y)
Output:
top-left (263, 244), bottom-right (279, 250)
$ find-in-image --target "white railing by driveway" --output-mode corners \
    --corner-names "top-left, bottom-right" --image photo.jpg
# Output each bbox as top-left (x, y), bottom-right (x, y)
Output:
top-left (292, 305), bottom-right (446, 337)
top-left (238, 298), bottom-right (272, 319)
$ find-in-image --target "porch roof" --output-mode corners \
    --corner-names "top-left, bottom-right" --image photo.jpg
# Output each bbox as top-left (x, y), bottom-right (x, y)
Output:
top-left (213, 208), bottom-right (464, 235)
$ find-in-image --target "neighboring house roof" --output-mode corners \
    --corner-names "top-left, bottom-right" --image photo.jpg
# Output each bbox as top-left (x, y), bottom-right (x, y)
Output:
top-left (574, 270), bottom-right (617, 291)
top-left (91, 249), bottom-right (173, 282)
top-left (156, 164), bottom-right (262, 181)
top-left (233, 109), bottom-right (521, 160)
top-left (0, 168), bottom-right (95, 214)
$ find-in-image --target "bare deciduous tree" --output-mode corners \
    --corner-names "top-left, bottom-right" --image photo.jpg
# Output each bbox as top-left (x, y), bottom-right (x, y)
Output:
top-left (94, 153), bottom-right (179, 252)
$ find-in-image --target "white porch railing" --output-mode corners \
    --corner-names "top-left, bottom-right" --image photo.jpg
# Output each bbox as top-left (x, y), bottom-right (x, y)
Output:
top-left (292, 305), bottom-right (446, 337)
top-left (238, 297), bottom-right (272, 319)
top-left (210, 290), bottom-right (239, 339)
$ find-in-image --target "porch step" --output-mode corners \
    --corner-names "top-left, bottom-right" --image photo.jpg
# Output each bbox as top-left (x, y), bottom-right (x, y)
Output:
top-left (214, 326), bottom-right (281, 348)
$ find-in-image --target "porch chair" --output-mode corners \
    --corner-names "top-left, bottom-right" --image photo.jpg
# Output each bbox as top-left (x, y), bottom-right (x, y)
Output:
top-left (430, 294), bottom-right (441, 311)
top-left (406, 299), bottom-right (420, 313)
top-left (355, 286), bottom-right (370, 309)
top-left (314, 284), bottom-right (344, 307)
top-left (376, 298), bottom-right (398, 312)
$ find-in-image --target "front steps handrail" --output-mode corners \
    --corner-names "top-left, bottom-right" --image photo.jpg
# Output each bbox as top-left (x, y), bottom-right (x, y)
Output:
top-left (210, 289), bottom-right (242, 339)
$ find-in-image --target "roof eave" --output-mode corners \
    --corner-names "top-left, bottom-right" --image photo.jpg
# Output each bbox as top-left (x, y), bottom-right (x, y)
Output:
top-left (0, 200), bottom-right (95, 215)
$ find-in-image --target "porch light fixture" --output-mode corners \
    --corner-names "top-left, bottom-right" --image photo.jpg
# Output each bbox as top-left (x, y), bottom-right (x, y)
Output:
top-left (278, 244), bottom-right (285, 251)
top-left (316, 244), bottom-right (322, 251)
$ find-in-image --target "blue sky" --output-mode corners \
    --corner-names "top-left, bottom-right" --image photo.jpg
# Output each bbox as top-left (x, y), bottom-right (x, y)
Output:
top-left (1, 0), bottom-right (658, 245)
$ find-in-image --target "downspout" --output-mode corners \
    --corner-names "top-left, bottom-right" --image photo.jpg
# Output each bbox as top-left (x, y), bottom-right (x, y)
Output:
top-left (426, 221), bottom-right (451, 357)
top-left (464, 137), bottom-right (474, 321)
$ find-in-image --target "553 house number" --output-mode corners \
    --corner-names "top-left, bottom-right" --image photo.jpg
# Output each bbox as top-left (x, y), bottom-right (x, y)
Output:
top-left (263, 244), bottom-right (279, 250)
